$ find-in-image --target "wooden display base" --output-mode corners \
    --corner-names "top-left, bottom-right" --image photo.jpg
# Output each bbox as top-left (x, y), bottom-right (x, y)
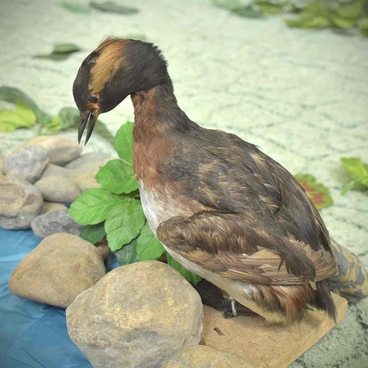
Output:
top-left (201, 293), bottom-right (347, 368)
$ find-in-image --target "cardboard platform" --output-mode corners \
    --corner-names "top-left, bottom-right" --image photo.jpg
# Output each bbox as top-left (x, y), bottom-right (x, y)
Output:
top-left (201, 293), bottom-right (348, 368)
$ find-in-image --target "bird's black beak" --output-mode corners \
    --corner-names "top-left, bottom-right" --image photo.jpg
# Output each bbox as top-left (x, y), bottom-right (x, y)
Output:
top-left (78, 110), bottom-right (99, 145)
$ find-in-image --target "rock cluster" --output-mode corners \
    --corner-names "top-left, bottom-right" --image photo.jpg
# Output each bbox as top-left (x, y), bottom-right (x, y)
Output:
top-left (0, 135), bottom-right (114, 236)
top-left (66, 261), bottom-right (204, 368)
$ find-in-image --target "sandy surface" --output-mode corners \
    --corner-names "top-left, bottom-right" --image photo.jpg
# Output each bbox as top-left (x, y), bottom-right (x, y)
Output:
top-left (1, 0), bottom-right (367, 367)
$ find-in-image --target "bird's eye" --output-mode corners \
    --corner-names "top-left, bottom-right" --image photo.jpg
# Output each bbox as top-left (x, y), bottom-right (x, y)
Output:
top-left (89, 95), bottom-right (98, 103)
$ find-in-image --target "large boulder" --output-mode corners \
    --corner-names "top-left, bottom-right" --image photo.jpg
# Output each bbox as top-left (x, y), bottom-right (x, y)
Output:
top-left (8, 233), bottom-right (106, 308)
top-left (66, 261), bottom-right (203, 368)
top-left (34, 177), bottom-right (81, 203)
top-left (3, 146), bottom-right (48, 183)
top-left (31, 209), bottom-right (82, 238)
top-left (18, 136), bottom-right (82, 166)
top-left (0, 176), bottom-right (43, 229)
top-left (162, 345), bottom-right (257, 368)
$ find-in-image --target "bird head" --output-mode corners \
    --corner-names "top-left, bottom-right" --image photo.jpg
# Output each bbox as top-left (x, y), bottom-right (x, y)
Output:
top-left (73, 37), bottom-right (168, 144)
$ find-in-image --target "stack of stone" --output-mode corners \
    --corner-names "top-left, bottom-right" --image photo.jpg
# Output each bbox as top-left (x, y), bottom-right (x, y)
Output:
top-left (0, 135), bottom-right (113, 237)
top-left (2, 136), bottom-right (257, 368)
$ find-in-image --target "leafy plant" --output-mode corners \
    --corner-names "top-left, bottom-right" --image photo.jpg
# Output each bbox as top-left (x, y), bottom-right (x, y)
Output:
top-left (34, 43), bottom-right (81, 61)
top-left (69, 122), bottom-right (202, 284)
top-left (212, 0), bottom-right (368, 37)
top-left (340, 157), bottom-right (368, 194)
top-left (295, 173), bottom-right (333, 210)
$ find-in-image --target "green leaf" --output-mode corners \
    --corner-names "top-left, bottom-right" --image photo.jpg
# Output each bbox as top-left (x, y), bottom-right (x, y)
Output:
top-left (255, 1), bottom-right (284, 15)
top-left (34, 43), bottom-right (81, 61)
top-left (90, 1), bottom-right (139, 14)
top-left (340, 157), bottom-right (368, 194)
top-left (136, 222), bottom-right (165, 261)
top-left (0, 86), bottom-right (52, 125)
top-left (79, 222), bottom-right (106, 244)
top-left (332, 16), bottom-right (356, 28)
top-left (0, 103), bottom-right (36, 132)
top-left (96, 159), bottom-right (138, 194)
top-left (114, 121), bottom-right (134, 165)
top-left (115, 239), bottom-right (138, 265)
top-left (123, 34), bottom-right (148, 42)
top-left (295, 173), bottom-right (333, 210)
top-left (34, 53), bottom-right (70, 61)
top-left (358, 17), bottom-right (368, 37)
top-left (286, 14), bottom-right (331, 28)
top-left (105, 198), bottom-right (146, 251)
top-left (68, 188), bottom-right (126, 225)
top-left (57, 2), bottom-right (91, 14)
top-left (231, 6), bottom-right (264, 18)
top-left (211, 0), bottom-right (242, 11)
top-left (166, 254), bottom-right (202, 285)
top-left (337, 0), bottom-right (364, 19)
top-left (53, 43), bottom-right (81, 54)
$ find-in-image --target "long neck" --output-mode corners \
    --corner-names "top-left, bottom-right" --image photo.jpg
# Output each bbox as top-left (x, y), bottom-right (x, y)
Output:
top-left (131, 77), bottom-right (192, 143)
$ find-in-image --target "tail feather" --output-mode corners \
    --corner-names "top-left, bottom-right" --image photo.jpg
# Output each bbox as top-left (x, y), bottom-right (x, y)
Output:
top-left (314, 279), bottom-right (336, 321)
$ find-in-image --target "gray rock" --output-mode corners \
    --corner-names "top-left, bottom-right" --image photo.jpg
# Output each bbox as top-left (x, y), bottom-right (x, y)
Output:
top-left (42, 202), bottom-right (68, 214)
top-left (4, 146), bottom-right (48, 183)
top-left (64, 152), bottom-right (112, 169)
top-left (0, 176), bottom-right (43, 229)
top-left (41, 163), bottom-right (74, 179)
top-left (18, 136), bottom-right (82, 166)
top-left (31, 209), bottom-right (82, 238)
top-left (66, 261), bottom-right (203, 368)
top-left (162, 345), bottom-right (257, 368)
top-left (34, 177), bottom-right (81, 203)
top-left (8, 233), bottom-right (106, 308)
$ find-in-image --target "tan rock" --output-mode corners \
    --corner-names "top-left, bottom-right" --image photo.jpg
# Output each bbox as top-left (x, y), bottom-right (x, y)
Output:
top-left (73, 172), bottom-right (101, 191)
top-left (35, 177), bottom-right (81, 203)
top-left (41, 163), bottom-right (74, 179)
top-left (66, 261), bottom-right (203, 368)
top-left (42, 202), bottom-right (67, 214)
top-left (0, 176), bottom-right (43, 229)
top-left (8, 233), bottom-right (106, 308)
top-left (18, 136), bottom-right (82, 166)
top-left (162, 345), bottom-right (257, 368)
top-left (65, 152), bottom-right (112, 169)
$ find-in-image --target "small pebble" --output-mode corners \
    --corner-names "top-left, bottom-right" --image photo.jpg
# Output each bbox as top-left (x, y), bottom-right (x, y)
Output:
top-left (42, 202), bottom-right (68, 214)
top-left (41, 163), bottom-right (74, 179)
top-left (4, 146), bottom-right (48, 183)
top-left (35, 177), bottom-right (81, 203)
top-left (0, 176), bottom-right (43, 229)
top-left (31, 209), bottom-right (82, 238)
top-left (18, 136), bottom-right (82, 166)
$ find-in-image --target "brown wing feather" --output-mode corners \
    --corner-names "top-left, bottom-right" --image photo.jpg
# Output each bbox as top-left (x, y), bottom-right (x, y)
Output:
top-left (157, 211), bottom-right (337, 285)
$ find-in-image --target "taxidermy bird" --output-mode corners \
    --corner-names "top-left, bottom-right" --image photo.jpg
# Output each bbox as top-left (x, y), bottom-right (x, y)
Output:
top-left (73, 38), bottom-right (337, 323)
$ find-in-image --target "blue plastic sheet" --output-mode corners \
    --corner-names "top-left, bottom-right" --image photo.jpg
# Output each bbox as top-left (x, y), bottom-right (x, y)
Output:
top-left (0, 228), bottom-right (118, 368)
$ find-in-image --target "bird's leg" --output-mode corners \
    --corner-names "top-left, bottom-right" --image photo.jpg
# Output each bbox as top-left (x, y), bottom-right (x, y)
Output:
top-left (231, 298), bottom-right (238, 317)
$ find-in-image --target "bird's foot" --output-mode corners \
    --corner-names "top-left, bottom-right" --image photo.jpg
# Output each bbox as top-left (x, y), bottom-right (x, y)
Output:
top-left (231, 298), bottom-right (238, 317)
